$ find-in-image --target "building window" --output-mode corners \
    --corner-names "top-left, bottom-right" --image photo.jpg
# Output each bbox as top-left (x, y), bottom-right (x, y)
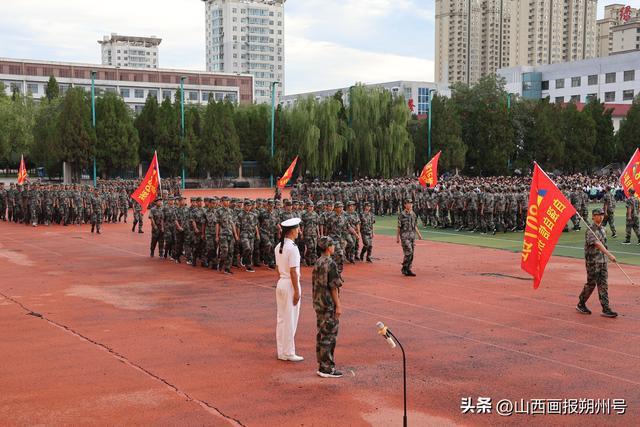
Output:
top-left (162, 90), bottom-right (172, 100)
top-left (120, 88), bottom-right (130, 98)
top-left (624, 70), bottom-right (635, 82)
top-left (571, 77), bottom-right (581, 87)
top-left (134, 89), bottom-right (144, 98)
top-left (605, 72), bottom-right (616, 84)
top-left (189, 91), bottom-right (198, 101)
top-left (588, 75), bottom-right (598, 85)
top-left (202, 92), bottom-right (210, 102)
top-left (623, 90), bottom-right (635, 101)
top-left (27, 83), bottom-right (38, 94)
top-left (570, 95), bottom-right (580, 103)
top-left (554, 96), bottom-right (564, 104)
top-left (541, 80), bottom-right (549, 90)
top-left (586, 93), bottom-right (597, 102)
top-left (555, 78), bottom-right (565, 89)
top-left (604, 91), bottom-right (615, 102)
top-left (147, 90), bottom-right (157, 99)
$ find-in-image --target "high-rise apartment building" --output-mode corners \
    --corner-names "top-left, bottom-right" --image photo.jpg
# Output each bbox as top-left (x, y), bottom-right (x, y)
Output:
top-left (435, 0), bottom-right (598, 85)
top-left (99, 33), bottom-right (161, 69)
top-left (597, 4), bottom-right (640, 57)
top-left (203, 0), bottom-right (285, 104)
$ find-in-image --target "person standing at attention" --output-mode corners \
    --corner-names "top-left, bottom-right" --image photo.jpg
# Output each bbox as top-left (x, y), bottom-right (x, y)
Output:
top-left (275, 218), bottom-right (304, 362)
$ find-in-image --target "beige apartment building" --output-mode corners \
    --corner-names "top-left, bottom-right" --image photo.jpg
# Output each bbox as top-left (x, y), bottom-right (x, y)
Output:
top-left (435, 0), bottom-right (598, 85)
top-left (597, 4), bottom-right (640, 57)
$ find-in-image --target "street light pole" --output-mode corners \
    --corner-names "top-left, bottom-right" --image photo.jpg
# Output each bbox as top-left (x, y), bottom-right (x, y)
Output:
top-left (91, 70), bottom-right (97, 187)
top-left (427, 88), bottom-right (436, 160)
top-left (180, 76), bottom-right (186, 190)
top-left (270, 81), bottom-right (280, 188)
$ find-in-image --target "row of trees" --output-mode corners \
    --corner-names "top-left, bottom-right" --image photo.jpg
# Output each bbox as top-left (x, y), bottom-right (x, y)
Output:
top-left (2, 75), bottom-right (640, 180)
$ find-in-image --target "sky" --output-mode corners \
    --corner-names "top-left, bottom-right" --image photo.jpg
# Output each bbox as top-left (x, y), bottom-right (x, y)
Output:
top-left (0, 1), bottom-right (638, 95)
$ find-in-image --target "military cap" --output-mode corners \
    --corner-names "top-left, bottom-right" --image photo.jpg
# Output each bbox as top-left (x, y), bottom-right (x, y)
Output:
top-left (346, 201), bottom-right (355, 206)
top-left (284, 199), bottom-right (292, 206)
top-left (325, 199), bottom-right (334, 204)
top-left (318, 236), bottom-right (335, 250)
top-left (364, 201), bottom-right (371, 207)
top-left (335, 202), bottom-right (344, 208)
top-left (203, 197), bottom-right (210, 202)
top-left (404, 198), bottom-right (413, 204)
top-left (256, 198), bottom-right (264, 203)
top-left (267, 198), bottom-right (275, 204)
top-left (281, 218), bottom-right (302, 228)
top-left (592, 208), bottom-right (605, 216)
top-left (243, 199), bottom-right (252, 206)
top-left (211, 196), bottom-right (219, 201)
top-left (221, 196), bottom-right (230, 201)
top-left (190, 197), bottom-right (196, 202)
top-left (195, 197), bottom-right (203, 202)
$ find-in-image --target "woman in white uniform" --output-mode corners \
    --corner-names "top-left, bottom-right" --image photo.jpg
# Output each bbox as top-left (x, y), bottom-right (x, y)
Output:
top-left (275, 218), bottom-right (304, 362)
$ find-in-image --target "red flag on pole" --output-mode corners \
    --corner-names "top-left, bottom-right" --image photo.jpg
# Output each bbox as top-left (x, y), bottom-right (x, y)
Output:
top-left (521, 163), bottom-right (577, 289)
top-left (131, 151), bottom-right (161, 214)
top-left (17, 154), bottom-right (28, 184)
top-left (418, 151), bottom-right (441, 188)
top-left (619, 148), bottom-right (640, 198)
top-left (277, 156), bottom-right (298, 189)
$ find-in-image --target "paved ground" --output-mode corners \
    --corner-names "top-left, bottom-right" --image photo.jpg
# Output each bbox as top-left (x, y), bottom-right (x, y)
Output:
top-left (1, 189), bottom-right (639, 426)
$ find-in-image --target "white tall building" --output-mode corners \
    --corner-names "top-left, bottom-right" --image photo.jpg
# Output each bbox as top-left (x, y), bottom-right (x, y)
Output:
top-left (203, 0), bottom-right (285, 104)
top-left (99, 33), bottom-right (161, 69)
top-left (597, 4), bottom-right (640, 57)
top-left (436, 0), bottom-right (598, 85)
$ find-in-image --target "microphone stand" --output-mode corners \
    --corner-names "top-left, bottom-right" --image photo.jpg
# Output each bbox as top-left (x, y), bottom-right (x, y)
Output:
top-left (387, 330), bottom-right (407, 427)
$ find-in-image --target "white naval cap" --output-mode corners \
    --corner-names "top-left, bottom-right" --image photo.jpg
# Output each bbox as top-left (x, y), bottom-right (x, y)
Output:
top-left (281, 218), bottom-right (302, 227)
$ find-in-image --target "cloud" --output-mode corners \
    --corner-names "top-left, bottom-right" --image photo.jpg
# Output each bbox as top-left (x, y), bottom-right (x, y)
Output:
top-left (285, 36), bottom-right (434, 94)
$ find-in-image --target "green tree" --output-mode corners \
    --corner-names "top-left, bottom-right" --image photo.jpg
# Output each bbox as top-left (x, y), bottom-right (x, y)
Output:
top-left (56, 87), bottom-right (96, 180)
top-left (583, 99), bottom-right (615, 166)
top-left (45, 76), bottom-right (60, 101)
top-left (95, 92), bottom-right (139, 177)
top-left (617, 97), bottom-right (640, 162)
top-left (32, 98), bottom-right (64, 177)
top-left (134, 95), bottom-right (160, 162)
top-left (154, 97), bottom-right (182, 176)
top-left (0, 92), bottom-right (36, 172)
top-left (430, 94), bottom-right (466, 171)
top-left (561, 103), bottom-right (596, 173)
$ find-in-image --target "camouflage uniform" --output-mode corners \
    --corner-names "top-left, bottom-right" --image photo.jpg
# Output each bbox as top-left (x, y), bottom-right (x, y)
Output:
top-left (259, 204), bottom-right (277, 268)
top-left (119, 190), bottom-right (129, 222)
top-left (359, 208), bottom-right (375, 261)
top-left (205, 202), bottom-right (219, 269)
top-left (217, 205), bottom-right (237, 272)
top-left (602, 191), bottom-right (617, 237)
top-left (238, 204), bottom-right (259, 270)
top-left (301, 208), bottom-right (319, 265)
top-left (481, 191), bottom-right (495, 234)
top-left (132, 200), bottom-right (144, 232)
top-left (312, 254), bottom-right (343, 374)
top-left (149, 203), bottom-right (165, 257)
top-left (624, 195), bottom-right (640, 243)
top-left (578, 222), bottom-right (611, 310)
top-left (324, 209), bottom-right (348, 273)
top-left (190, 203), bottom-right (206, 267)
top-left (89, 191), bottom-right (103, 233)
top-left (163, 201), bottom-right (176, 260)
top-left (398, 208), bottom-right (418, 274)
top-left (0, 185), bottom-right (7, 221)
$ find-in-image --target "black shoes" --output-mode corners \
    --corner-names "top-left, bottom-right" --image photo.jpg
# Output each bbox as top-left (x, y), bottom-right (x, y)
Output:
top-left (317, 369), bottom-right (343, 378)
top-left (366, 257), bottom-right (372, 263)
top-left (150, 251), bottom-right (154, 258)
top-left (622, 240), bottom-right (631, 245)
top-left (224, 269), bottom-right (233, 275)
top-left (601, 308), bottom-right (618, 318)
top-left (576, 303), bottom-right (591, 315)
top-left (402, 269), bottom-right (416, 277)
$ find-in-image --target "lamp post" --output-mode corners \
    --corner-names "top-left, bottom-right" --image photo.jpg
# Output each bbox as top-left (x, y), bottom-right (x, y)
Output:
top-left (270, 81), bottom-right (280, 188)
top-left (180, 76), bottom-right (186, 190)
top-left (427, 88), bottom-right (436, 160)
top-left (91, 70), bottom-right (97, 187)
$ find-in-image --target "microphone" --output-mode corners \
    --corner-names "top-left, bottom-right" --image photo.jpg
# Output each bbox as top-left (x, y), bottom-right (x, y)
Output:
top-left (376, 321), bottom-right (396, 348)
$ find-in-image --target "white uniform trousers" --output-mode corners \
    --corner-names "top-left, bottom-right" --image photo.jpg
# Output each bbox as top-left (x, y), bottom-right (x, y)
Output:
top-left (276, 279), bottom-right (301, 357)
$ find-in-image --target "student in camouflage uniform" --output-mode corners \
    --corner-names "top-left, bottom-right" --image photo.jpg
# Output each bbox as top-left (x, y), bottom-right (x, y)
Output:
top-left (118, 189), bottom-right (129, 223)
top-left (7, 183), bottom-right (16, 222)
top-left (89, 187), bottom-right (104, 234)
top-left (259, 199), bottom-right (278, 269)
top-left (359, 202), bottom-right (375, 262)
top-left (576, 208), bottom-right (618, 318)
top-left (622, 188), bottom-right (640, 245)
top-left (217, 196), bottom-right (239, 274)
top-left (324, 202), bottom-right (352, 273)
top-left (204, 197), bottom-right (219, 269)
top-left (345, 201), bottom-right (361, 263)
top-left (313, 236), bottom-right (344, 378)
top-left (189, 197), bottom-right (206, 267)
top-left (480, 186), bottom-right (496, 235)
top-left (131, 199), bottom-right (144, 233)
top-left (301, 201), bottom-right (319, 266)
top-left (602, 186), bottom-right (617, 238)
top-left (0, 183), bottom-right (6, 221)
top-left (149, 198), bottom-right (164, 257)
top-left (570, 187), bottom-right (582, 230)
top-left (238, 199), bottom-right (259, 272)
top-left (173, 196), bottom-right (187, 263)
top-left (163, 197), bottom-right (177, 260)
top-left (397, 198), bottom-right (423, 276)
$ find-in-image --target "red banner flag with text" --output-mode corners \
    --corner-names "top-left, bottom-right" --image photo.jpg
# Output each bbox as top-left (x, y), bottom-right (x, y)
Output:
top-left (418, 151), bottom-right (441, 188)
top-left (131, 151), bottom-right (160, 214)
top-left (521, 163), bottom-right (576, 289)
top-left (17, 154), bottom-right (28, 184)
top-left (619, 148), bottom-right (640, 198)
top-left (277, 156), bottom-right (298, 189)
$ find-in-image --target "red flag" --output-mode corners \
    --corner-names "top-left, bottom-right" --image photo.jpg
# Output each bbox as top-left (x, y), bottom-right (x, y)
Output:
top-left (17, 154), bottom-right (28, 184)
top-left (131, 151), bottom-right (160, 214)
top-left (619, 148), bottom-right (640, 198)
top-left (521, 163), bottom-right (577, 289)
top-left (277, 156), bottom-right (298, 189)
top-left (418, 151), bottom-right (441, 188)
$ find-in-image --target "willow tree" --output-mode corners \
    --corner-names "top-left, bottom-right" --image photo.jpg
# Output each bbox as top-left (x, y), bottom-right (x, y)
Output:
top-left (286, 97), bottom-right (320, 178)
top-left (315, 97), bottom-right (347, 180)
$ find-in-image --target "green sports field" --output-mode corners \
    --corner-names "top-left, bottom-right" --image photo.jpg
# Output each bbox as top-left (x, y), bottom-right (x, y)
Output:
top-left (374, 204), bottom-right (640, 266)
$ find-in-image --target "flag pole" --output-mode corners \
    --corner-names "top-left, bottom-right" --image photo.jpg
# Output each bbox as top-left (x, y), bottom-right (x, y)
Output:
top-left (576, 213), bottom-right (636, 286)
top-left (155, 150), bottom-right (163, 196)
